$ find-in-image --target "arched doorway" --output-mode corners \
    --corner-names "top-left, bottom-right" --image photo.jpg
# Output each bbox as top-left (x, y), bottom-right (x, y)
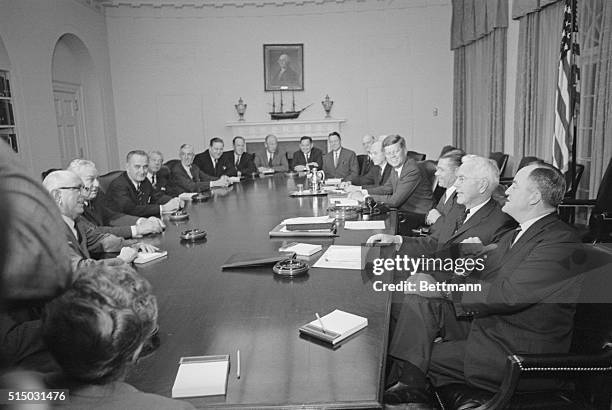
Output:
top-left (52, 34), bottom-right (106, 167)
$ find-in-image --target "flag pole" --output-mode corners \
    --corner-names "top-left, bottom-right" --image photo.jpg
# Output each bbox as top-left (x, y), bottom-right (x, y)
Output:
top-left (570, 0), bottom-right (579, 190)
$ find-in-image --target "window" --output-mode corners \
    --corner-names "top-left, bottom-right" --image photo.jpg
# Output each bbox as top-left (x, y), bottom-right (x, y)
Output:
top-left (0, 70), bottom-right (17, 152)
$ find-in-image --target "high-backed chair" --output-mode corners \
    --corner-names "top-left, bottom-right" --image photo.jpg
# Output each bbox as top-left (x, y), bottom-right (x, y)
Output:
top-left (489, 152), bottom-right (509, 176)
top-left (357, 154), bottom-right (369, 175)
top-left (98, 170), bottom-right (123, 194)
top-left (164, 159), bottom-right (180, 170)
top-left (407, 151), bottom-right (426, 161)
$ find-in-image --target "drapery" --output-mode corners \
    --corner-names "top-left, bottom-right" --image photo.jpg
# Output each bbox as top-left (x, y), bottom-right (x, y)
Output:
top-left (451, 0), bottom-right (508, 155)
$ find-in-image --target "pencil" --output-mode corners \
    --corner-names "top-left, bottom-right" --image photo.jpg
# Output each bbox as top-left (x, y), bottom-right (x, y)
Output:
top-left (237, 349), bottom-right (241, 379)
top-left (315, 313), bottom-right (327, 334)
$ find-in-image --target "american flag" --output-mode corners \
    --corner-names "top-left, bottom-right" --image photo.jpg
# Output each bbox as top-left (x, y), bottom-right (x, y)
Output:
top-left (552, 0), bottom-right (580, 173)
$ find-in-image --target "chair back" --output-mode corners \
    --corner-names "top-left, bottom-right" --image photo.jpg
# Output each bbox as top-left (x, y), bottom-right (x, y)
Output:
top-left (98, 170), bottom-right (123, 194)
top-left (490, 152), bottom-right (509, 175)
top-left (594, 157), bottom-right (612, 214)
top-left (564, 163), bottom-right (584, 199)
top-left (164, 159), bottom-right (180, 169)
top-left (517, 156), bottom-right (543, 171)
top-left (357, 154), bottom-right (369, 175)
top-left (407, 151), bottom-right (426, 161)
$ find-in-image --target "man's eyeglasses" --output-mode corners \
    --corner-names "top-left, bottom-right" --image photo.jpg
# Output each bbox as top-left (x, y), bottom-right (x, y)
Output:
top-left (58, 185), bottom-right (90, 195)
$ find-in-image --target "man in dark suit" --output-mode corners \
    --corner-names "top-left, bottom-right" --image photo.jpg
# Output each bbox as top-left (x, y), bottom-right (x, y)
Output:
top-left (350, 140), bottom-right (391, 188)
top-left (292, 136), bottom-right (323, 172)
top-left (350, 135), bottom-right (432, 229)
top-left (147, 150), bottom-right (170, 194)
top-left (194, 137), bottom-right (231, 178)
top-left (108, 150), bottom-right (181, 218)
top-left (357, 134), bottom-right (375, 177)
top-left (426, 149), bottom-right (466, 227)
top-left (322, 132), bottom-right (359, 181)
top-left (221, 136), bottom-right (257, 177)
top-left (68, 159), bottom-right (164, 239)
top-left (169, 144), bottom-right (230, 194)
top-left (254, 134), bottom-right (289, 173)
top-left (382, 164), bottom-right (586, 407)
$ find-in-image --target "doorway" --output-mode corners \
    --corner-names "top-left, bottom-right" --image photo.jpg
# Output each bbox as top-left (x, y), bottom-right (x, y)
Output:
top-left (53, 82), bottom-right (87, 164)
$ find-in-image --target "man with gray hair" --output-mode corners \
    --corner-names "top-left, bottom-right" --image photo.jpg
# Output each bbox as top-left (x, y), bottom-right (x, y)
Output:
top-left (67, 159), bottom-right (164, 239)
top-left (348, 139), bottom-right (391, 188)
top-left (358, 134), bottom-right (376, 177)
top-left (169, 144), bottom-right (230, 194)
top-left (147, 150), bottom-right (170, 193)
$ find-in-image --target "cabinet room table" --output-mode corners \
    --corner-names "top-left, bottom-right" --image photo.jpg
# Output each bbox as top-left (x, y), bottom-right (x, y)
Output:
top-left (127, 174), bottom-right (397, 409)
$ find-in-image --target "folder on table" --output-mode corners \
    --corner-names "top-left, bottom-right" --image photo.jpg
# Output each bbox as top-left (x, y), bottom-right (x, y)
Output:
top-left (133, 251), bottom-right (168, 264)
top-left (279, 242), bottom-right (323, 256)
top-left (171, 354), bottom-right (229, 398)
top-left (299, 310), bottom-right (368, 345)
top-left (270, 216), bottom-right (338, 237)
top-left (221, 252), bottom-right (292, 269)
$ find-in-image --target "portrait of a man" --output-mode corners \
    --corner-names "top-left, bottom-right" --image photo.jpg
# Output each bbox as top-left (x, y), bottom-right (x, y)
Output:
top-left (264, 44), bottom-right (303, 91)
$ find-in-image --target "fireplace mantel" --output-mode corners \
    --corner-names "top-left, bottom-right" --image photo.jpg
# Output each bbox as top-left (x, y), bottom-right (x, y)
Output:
top-left (225, 118), bottom-right (346, 143)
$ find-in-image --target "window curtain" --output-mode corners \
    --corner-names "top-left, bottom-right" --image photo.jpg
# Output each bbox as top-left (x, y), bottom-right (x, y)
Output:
top-left (587, 1), bottom-right (612, 195)
top-left (513, 1), bottom-right (564, 161)
top-left (451, 0), bottom-right (508, 156)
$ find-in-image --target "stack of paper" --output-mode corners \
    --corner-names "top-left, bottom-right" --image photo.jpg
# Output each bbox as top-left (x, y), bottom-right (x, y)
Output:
top-left (171, 355), bottom-right (230, 398)
top-left (279, 242), bottom-right (323, 256)
top-left (343, 220), bottom-right (386, 230)
top-left (134, 251), bottom-right (168, 264)
top-left (299, 310), bottom-right (368, 345)
top-left (312, 245), bottom-right (364, 270)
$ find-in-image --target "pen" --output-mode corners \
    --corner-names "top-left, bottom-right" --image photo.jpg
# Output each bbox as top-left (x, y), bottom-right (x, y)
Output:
top-left (237, 349), bottom-right (241, 379)
top-left (315, 313), bottom-right (327, 334)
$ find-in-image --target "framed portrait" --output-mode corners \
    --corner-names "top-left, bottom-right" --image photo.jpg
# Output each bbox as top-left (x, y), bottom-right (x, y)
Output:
top-left (263, 44), bottom-right (304, 91)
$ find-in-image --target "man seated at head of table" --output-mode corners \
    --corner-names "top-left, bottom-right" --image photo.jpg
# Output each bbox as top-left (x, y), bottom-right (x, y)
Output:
top-left (222, 136), bottom-right (258, 177)
top-left (68, 159), bottom-right (164, 239)
top-left (194, 137), bottom-right (231, 178)
top-left (425, 149), bottom-right (466, 227)
top-left (380, 164), bottom-right (584, 408)
top-left (42, 171), bottom-right (146, 272)
top-left (367, 155), bottom-right (515, 259)
top-left (322, 131), bottom-right (359, 181)
top-left (350, 134), bottom-right (433, 230)
top-left (346, 139), bottom-right (391, 188)
top-left (254, 134), bottom-right (289, 173)
top-left (168, 144), bottom-right (230, 195)
top-left (108, 150), bottom-right (182, 218)
top-left (42, 264), bottom-right (195, 410)
top-left (147, 150), bottom-right (170, 194)
top-left (292, 135), bottom-right (323, 172)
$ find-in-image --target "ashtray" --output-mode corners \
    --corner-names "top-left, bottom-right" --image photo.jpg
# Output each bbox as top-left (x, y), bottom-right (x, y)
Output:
top-left (272, 258), bottom-right (309, 278)
top-left (180, 228), bottom-right (207, 241)
top-left (169, 210), bottom-right (189, 221)
top-left (192, 192), bottom-right (211, 202)
top-left (327, 205), bottom-right (361, 220)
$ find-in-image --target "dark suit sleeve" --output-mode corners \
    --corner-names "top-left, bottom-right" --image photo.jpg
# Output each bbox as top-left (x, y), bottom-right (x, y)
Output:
top-left (352, 165), bottom-right (378, 186)
top-left (345, 151), bottom-right (359, 182)
top-left (108, 177), bottom-right (161, 217)
top-left (369, 164), bottom-right (421, 208)
top-left (312, 149), bottom-right (323, 169)
top-left (292, 151), bottom-right (304, 170)
top-left (241, 154), bottom-right (258, 175)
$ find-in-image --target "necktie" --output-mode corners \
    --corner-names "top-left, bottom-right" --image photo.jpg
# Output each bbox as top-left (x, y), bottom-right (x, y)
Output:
top-left (236, 155), bottom-right (241, 168)
top-left (213, 158), bottom-right (217, 169)
top-left (334, 151), bottom-right (339, 168)
top-left (454, 208), bottom-right (470, 234)
top-left (152, 173), bottom-right (157, 187)
top-left (306, 152), bottom-right (309, 163)
top-left (268, 153), bottom-right (274, 167)
top-left (75, 223), bottom-right (83, 244)
top-left (510, 227), bottom-right (522, 247)
top-left (188, 166), bottom-right (194, 180)
top-left (136, 183), bottom-right (145, 203)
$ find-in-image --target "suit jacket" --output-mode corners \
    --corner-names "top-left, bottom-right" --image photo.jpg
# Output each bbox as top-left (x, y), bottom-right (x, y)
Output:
top-left (107, 172), bottom-right (172, 217)
top-left (435, 189), bottom-right (460, 217)
top-left (357, 154), bottom-right (373, 176)
top-left (399, 198), bottom-right (516, 257)
top-left (452, 214), bottom-right (583, 390)
top-left (292, 147), bottom-right (323, 170)
top-left (168, 162), bottom-right (215, 194)
top-left (352, 163), bottom-right (392, 187)
top-left (64, 219), bottom-right (123, 274)
top-left (254, 150), bottom-right (289, 172)
top-left (82, 191), bottom-right (139, 239)
top-left (148, 166), bottom-right (170, 195)
top-left (193, 150), bottom-right (229, 178)
top-left (322, 148), bottom-right (359, 181)
top-left (221, 151), bottom-right (257, 176)
top-left (367, 158), bottom-right (433, 215)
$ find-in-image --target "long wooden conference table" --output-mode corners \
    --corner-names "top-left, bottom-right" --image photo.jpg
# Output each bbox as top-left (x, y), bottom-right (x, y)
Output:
top-left (127, 174), bottom-right (397, 409)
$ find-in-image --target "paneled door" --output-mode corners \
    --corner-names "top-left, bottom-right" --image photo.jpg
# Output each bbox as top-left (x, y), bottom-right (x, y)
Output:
top-left (54, 82), bottom-right (87, 166)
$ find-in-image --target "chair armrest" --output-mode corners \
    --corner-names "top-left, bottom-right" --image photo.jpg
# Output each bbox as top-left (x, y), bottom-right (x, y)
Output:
top-left (559, 198), bottom-right (597, 207)
top-left (473, 350), bottom-right (612, 410)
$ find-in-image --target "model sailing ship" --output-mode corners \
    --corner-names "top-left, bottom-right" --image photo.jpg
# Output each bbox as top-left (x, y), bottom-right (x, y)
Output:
top-left (269, 90), bottom-right (312, 120)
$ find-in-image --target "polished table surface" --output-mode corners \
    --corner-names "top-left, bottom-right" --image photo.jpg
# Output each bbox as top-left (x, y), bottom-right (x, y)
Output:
top-left (127, 174), bottom-right (396, 409)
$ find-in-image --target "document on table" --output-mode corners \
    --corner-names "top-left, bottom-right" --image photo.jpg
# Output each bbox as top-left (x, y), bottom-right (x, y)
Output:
top-left (281, 216), bottom-right (335, 225)
top-left (343, 220), bottom-right (386, 230)
top-left (171, 354), bottom-right (229, 398)
top-left (313, 245), bottom-right (365, 270)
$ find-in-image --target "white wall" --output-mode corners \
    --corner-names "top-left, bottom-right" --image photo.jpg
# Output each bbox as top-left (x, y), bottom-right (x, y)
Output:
top-left (0, 0), bottom-right (119, 175)
top-left (106, 0), bottom-right (453, 161)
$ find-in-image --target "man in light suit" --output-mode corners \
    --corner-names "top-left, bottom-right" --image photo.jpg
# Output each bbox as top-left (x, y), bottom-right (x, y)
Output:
top-left (350, 140), bottom-right (391, 188)
top-left (254, 134), bottom-right (289, 173)
top-left (292, 136), bottom-right (323, 172)
top-left (194, 137), bottom-right (230, 178)
top-left (426, 149), bottom-right (466, 226)
top-left (108, 151), bottom-right (181, 218)
top-left (350, 134), bottom-right (433, 230)
top-left (169, 144), bottom-right (230, 194)
top-left (221, 136), bottom-right (258, 177)
top-left (382, 164), bottom-right (586, 407)
top-left (322, 132), bottom-right (359, 181)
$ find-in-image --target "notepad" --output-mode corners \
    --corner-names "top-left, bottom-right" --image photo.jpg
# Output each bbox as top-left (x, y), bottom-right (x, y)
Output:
top-left (344, 220), bottom-right (386, 230)
top-left (312, 245), bottom-right (365, 270)
top-left (299, 310), bottom-right (368, 345)
top-left (133, 251), bottom-right (168, 264)
top-left (178, 192), bottom-right (198, 200)
top-left (279, 242), bottom-right (323, 256)
top-left (171, 355), bottom-right (229, 398)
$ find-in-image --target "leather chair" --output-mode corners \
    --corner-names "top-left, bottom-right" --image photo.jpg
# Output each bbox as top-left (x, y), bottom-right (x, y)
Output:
top-left (407, 151), bottom-right (426, 161)
top-left (489, 152), bottom-right (509, 176)
top-left (98, 170), bottom-right (123, 194)
top-left (357, 154), bottom-right (369, 175)
top-left (164, 159), bottom-right (180, 169)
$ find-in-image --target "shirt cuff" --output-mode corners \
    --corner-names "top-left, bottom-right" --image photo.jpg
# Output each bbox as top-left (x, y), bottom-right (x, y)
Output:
top-left (130, 225), bottom-right (142, 238)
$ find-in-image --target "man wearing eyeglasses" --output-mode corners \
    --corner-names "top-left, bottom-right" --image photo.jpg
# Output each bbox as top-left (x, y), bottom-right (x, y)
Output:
top-left (43, 170), bottom-right (158, 272)
top-left (108, 150), bottom-right (182, 217)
